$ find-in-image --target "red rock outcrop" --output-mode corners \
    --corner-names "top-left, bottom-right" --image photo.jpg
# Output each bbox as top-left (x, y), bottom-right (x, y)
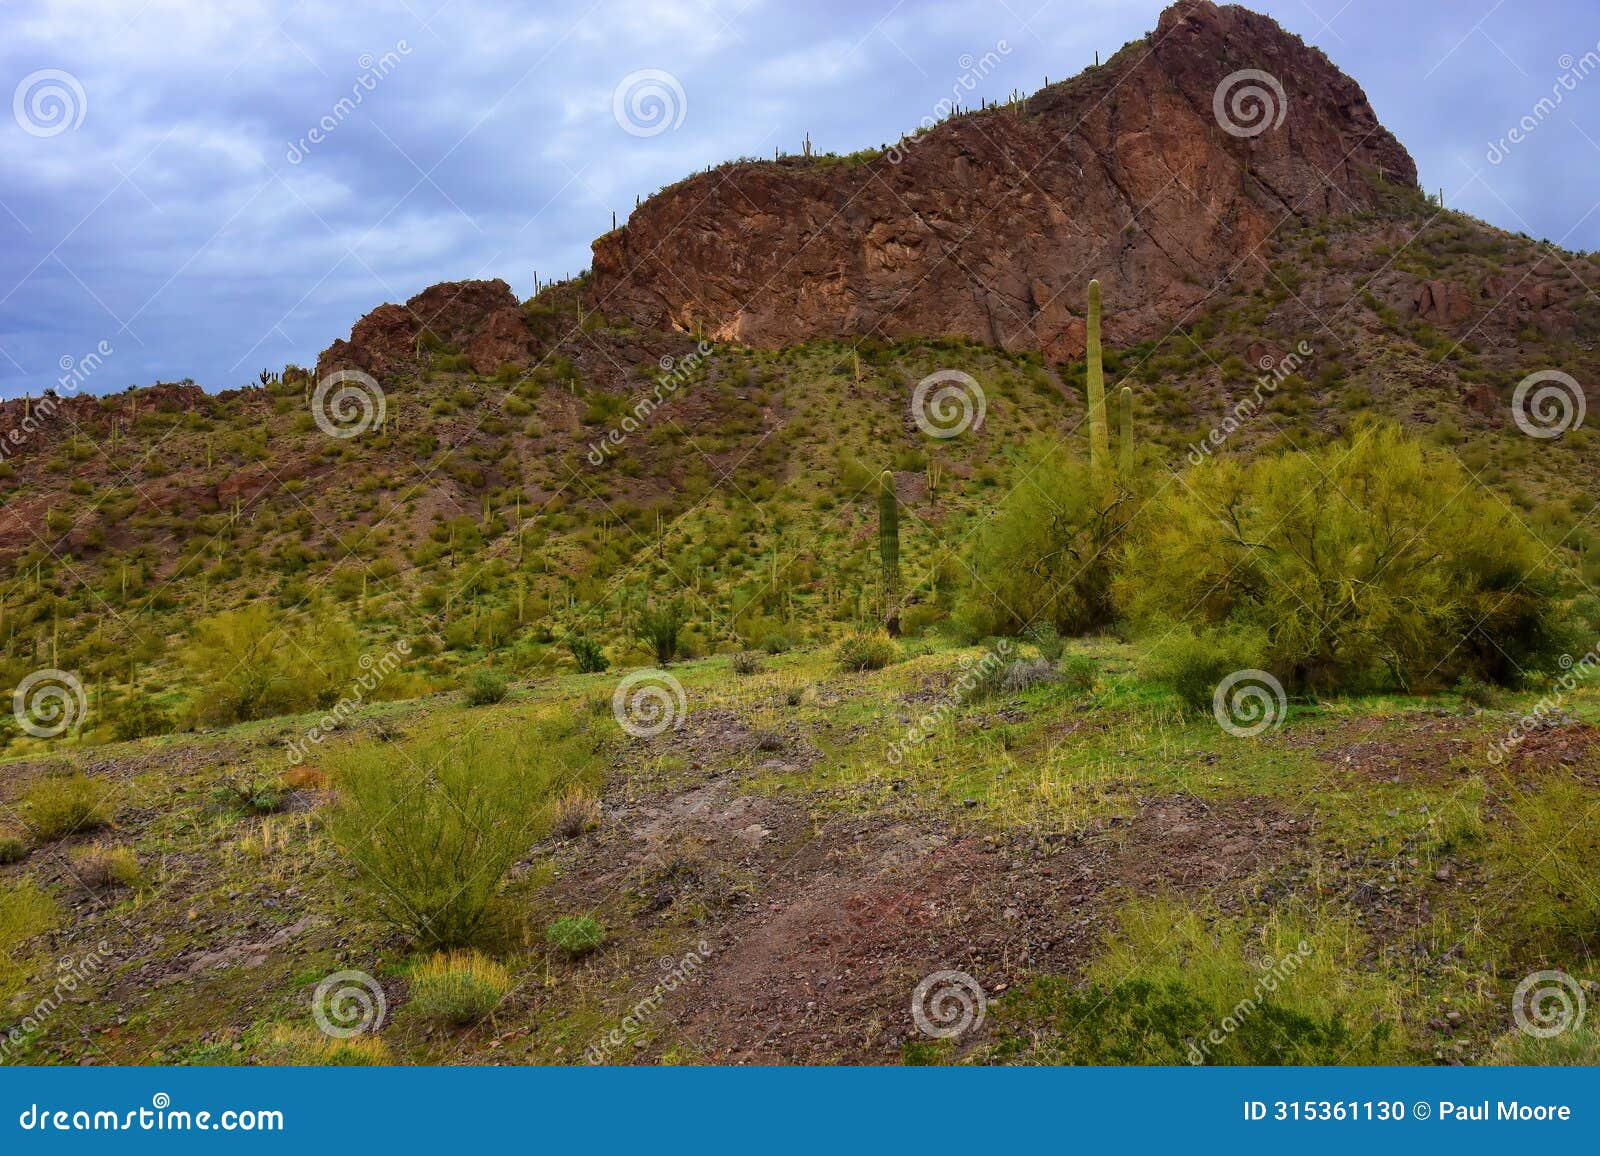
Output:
top-left (586, 0), bottom-right (1417, 359)
top-left (317, 278), bottom-right (539, 381)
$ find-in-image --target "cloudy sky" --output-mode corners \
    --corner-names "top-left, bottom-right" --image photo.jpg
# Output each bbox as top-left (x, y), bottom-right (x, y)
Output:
top-left (1, 0), bottom-right (1596, 398)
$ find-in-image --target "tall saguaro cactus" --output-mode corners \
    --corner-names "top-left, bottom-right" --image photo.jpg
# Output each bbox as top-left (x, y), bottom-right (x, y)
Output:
top-left (878, 469), bottom-right (901, 637)
top-left (1119, 385), bottom-right (1134, 478)
top-left (1086, 280), bottom-right (1110, 482)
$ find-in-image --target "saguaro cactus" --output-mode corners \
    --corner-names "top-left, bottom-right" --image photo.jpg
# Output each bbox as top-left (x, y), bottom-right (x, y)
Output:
top-left (1086, 280), bottom-right (1110, 481)
top-left (1119, 385), bottom-right (1133, 478)
top-left (878, 469), bottom-right (901, 637)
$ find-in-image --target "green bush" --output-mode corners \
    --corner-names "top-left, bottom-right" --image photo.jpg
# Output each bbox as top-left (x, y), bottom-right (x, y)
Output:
top-left (325, 720), bottom-right (597, 947)
top-left (835, 631), bottom-right (898, 672)
top-left (24, 775), bottom-right (111, 841)
top-left (730, 651), bottom-right (764, 675)
top-left (634, 601), bottom-right (688, 665)
top-left (0, 837), bottom-right (27, 865)
top-left (989, 899), bottom-right (1406, 1064)
top-left (547, 916), bottom-right (605, 957)
top-left (1119, 424), bottom-right (1569, 693)
top-left (109, 695), bottom-right (173, 741)
top-left (1139, 624), bottom-right (1269, 712)
top-left (407, 950), bottom-right (512, 1026)
top-left (1057, 653), bottom-right (1099, 693)
top-left (568, 637), bottom-right (610, 674)
top-left (1484, 778), bottom-right (1600, 950)
top-left (186, 605), bottom-right (361, 725)
top-left (958, 445), bottom-right (1126, 637)
top-left (464, 668), bottom-right (509, 706)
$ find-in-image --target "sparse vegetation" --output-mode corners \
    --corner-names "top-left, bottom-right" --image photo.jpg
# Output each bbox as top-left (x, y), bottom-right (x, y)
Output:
top-left (23, 775), bottom-right (110, 841)
top-left (407, 950), bottom-right (513, 1027)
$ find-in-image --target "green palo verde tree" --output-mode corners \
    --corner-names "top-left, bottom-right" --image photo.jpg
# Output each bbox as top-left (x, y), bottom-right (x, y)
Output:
top-left (879, 470), bottom-right (902, 637)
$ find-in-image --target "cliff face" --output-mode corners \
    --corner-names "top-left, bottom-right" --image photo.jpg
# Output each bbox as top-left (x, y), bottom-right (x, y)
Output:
top-left (585, 0), bottom-right (1417, 359)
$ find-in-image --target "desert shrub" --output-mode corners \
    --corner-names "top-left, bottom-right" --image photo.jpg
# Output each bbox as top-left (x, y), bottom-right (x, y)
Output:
top-left (1118, 425), bottom-right (1569, 693)
top-left (1482, 777), bottom-right (1600, 950)
top-left (24, 775), bottom-right (110, 841)
top-left (1486, 1024), bottom-right (1599, 1065)
top-left (634, 600), bottom-right (688, 665)
top-left (1028, 624), bottom-right (1067, 662)
top-left (547, 915), bottom-right (605, 957)
top-left (464, 668), bottom-right (509, 706)
top-left (1057, 653), bottom-right (1098, 692)
top-left (0, 881), bottom-right (59, 1005)
top-left (989, 899), bottom-right (1406, 1064)
top-left (71, 844), bottom-right (140, 890)
top-left (835, 631), bottom-right (898, 672)
top-left (262, 1027), bottom-right (389, 1066)
top-left (730, 651), bottom-right (765, 675)
top-left (407, 950), bottom-right (512, 1027)
top-left (958, 446), bottom-right (1128, 637)
top-left (568, 637), bottom-right (610, 673)
top-left (211, 776), bottom-right (284, 816)
top-left (1139, 624), bottom-right (1269, 712)
top-left (0, 837), bottom-right (28, 864)
top-left (325, 719), bottom-right (597, 947)
top-left (551, 788), bottom-right (601, 838)
top-left (1454, 675), bottom-right (1503, 710)
top-left (186, 605), bottom-right (361, 725)
top-left (109, 695), bottom-right (173, 741)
